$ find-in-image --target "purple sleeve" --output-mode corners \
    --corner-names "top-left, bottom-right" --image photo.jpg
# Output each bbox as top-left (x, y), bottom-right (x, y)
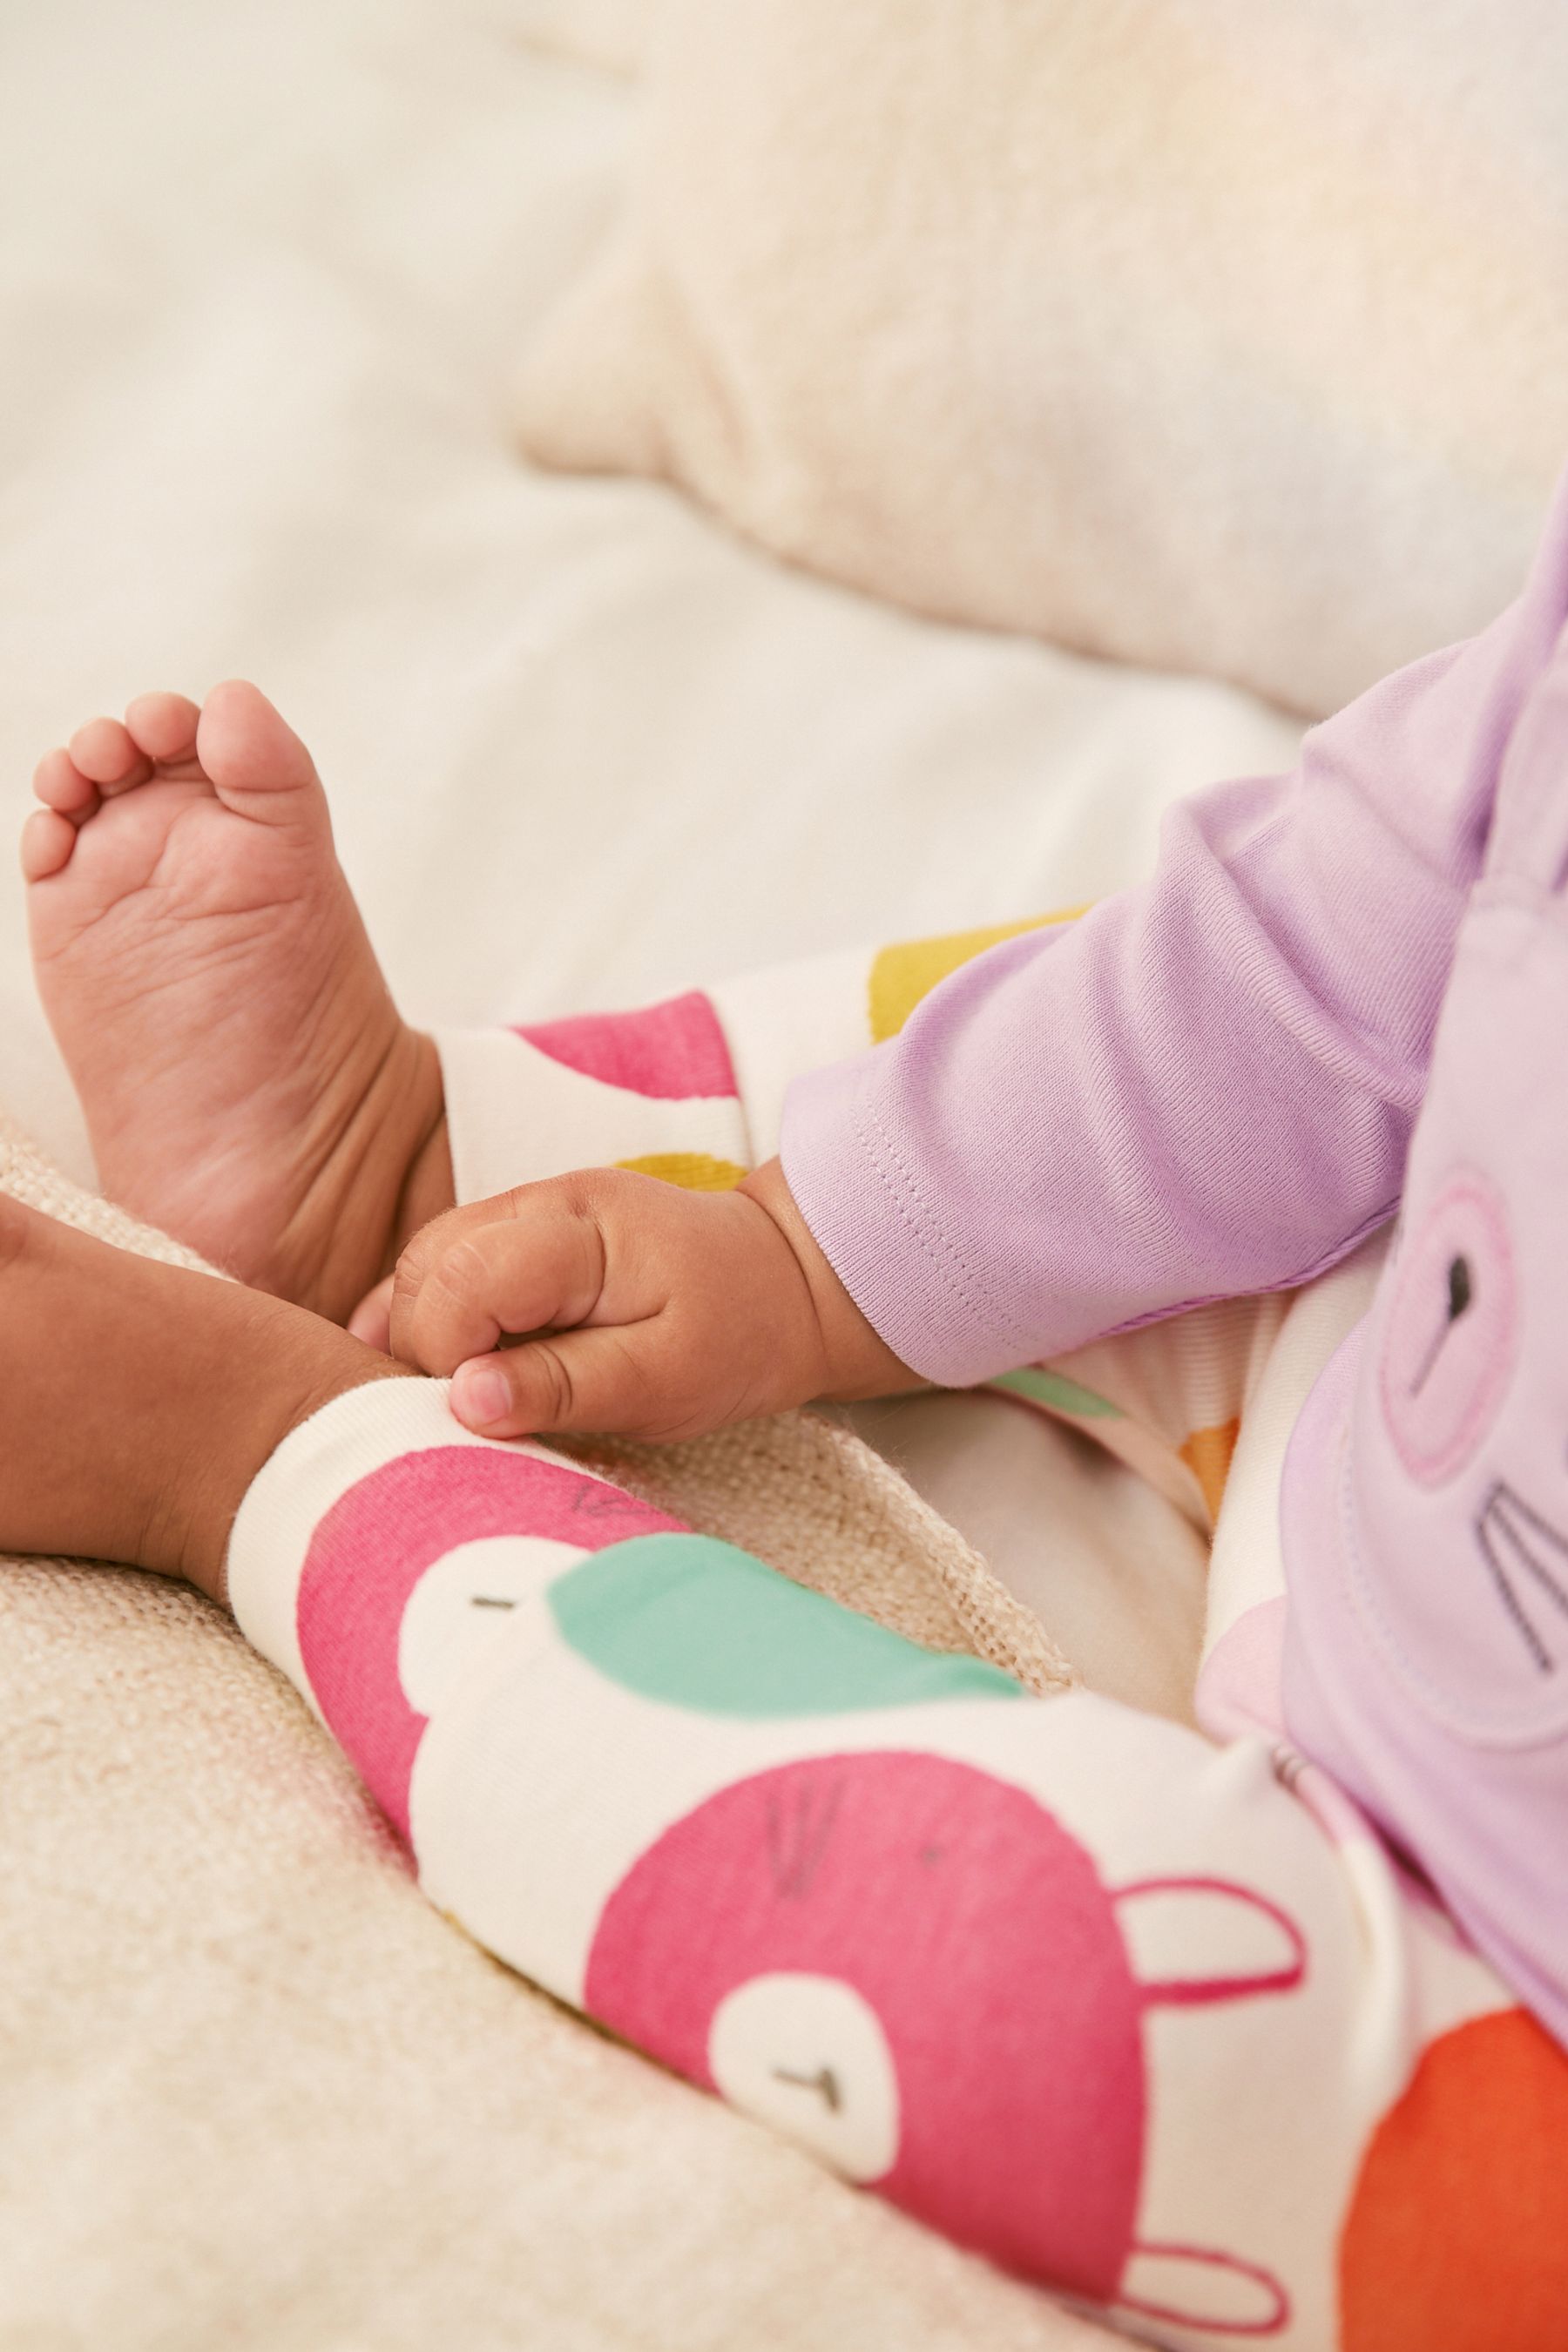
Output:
top-left (781, 476), bottom-right (1568, 1388)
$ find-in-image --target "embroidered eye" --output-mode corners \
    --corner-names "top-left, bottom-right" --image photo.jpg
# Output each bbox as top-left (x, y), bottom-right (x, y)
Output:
top-left (1407, 1253), bottom-right (1473, 1397)
top-left (1380, 1173), bottom-right (1517, 1487)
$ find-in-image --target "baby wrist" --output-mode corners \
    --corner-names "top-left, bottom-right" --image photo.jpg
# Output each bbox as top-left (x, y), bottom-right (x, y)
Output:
top-left (738, 1158), bottom-right (921, 1403)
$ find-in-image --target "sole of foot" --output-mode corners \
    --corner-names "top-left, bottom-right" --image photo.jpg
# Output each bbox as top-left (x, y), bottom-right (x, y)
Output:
top-left (23, 681), bottom-right (450, 1323)
top-left (0, 1194), bottom-right (407, 1604)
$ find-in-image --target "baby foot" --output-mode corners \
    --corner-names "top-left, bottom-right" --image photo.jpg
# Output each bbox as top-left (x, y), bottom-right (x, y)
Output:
top-left (0, 1192), bottom-right (406, 1601)
top-left (23, 683), bottom-right (450, 1321)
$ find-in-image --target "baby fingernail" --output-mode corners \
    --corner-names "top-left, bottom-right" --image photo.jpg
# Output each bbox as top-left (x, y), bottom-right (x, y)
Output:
top-left (454, 1360), bottom-right (511, 1428)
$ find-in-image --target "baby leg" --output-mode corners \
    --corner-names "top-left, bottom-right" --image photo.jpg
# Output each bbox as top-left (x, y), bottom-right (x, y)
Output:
top-left (431, 906), bottom-right (1089, 1207)
top-left (0, 1190), bottom-right (400, 1598)
top-left (227, 1375), bottom-right (1568, 2351)
top-left (11, 1189), bottom-right (1552, 2345)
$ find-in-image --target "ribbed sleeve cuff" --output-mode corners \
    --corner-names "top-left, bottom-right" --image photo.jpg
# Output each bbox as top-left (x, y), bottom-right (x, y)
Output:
top-left (781, 1049), bottom-right (1033, 1390)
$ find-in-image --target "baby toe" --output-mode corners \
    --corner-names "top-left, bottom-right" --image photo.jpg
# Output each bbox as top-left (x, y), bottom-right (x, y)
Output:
top-left (67, 716), bottom-right (152, 795)
top-left (124, 691), bottom-right (202, 769)
top-left (20, 807), bottom-right (78, 882)
top-left (32, 747), bottom-right (100, 819)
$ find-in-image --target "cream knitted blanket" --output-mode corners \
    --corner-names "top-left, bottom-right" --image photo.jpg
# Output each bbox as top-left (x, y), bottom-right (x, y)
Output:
top-left (0, 1115), bottom-right (1105, 2352)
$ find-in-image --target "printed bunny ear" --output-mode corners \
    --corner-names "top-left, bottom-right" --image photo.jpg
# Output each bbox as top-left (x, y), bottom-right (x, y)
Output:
top-left (1112, 1876), bottom-right (1306, 2004)
top-left (1119, 2241), bottom-right (1290, 2336)
top-left (1486, 621), bottom-right (1568, 895)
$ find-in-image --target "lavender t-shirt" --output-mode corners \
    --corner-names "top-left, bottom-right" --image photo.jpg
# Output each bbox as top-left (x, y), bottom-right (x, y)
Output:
top-left (783, 478), bottom-right (1568, 1386)
top-left (781, 468), bottom-right (1568, 2041)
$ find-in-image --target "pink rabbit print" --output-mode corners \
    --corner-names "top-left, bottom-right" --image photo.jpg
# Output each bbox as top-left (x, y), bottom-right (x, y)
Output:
top-left (585, 1750), bottom-right (1306, 2335)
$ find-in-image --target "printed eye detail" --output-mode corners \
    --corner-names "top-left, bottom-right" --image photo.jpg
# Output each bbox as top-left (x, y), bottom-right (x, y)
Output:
top-left (708, 1973), bottom-right (901, 2183)
top-left (771, 2061), bottom-right (841, 2111)
top-left (1380, 1173), bottom-right (1517, 1488)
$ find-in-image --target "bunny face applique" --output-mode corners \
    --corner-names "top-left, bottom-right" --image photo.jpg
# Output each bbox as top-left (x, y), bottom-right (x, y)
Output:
top-left (1281, 645), bottom-right (1568, 2046)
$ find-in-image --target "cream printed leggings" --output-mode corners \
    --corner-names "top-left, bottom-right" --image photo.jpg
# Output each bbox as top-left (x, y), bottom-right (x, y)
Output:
top-left (227, 916), bottom-right (1567, 2351)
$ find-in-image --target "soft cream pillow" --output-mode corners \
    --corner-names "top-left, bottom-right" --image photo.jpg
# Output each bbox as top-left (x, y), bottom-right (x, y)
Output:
top-left (515, 0), bottom-right (1568, 715)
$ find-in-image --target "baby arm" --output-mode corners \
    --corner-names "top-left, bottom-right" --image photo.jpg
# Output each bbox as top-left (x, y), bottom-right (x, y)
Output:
top-left (387, 1160), bottom-right (922, 1441)
top-left (391, 469), bottom-right (1568, 1423)
top-left (782, 473), bottom-right (1568, 1386)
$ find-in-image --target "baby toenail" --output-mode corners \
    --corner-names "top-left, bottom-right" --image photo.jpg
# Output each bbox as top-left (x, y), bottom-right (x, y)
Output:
top-left (454, 1360), bottom-right (512, 1428)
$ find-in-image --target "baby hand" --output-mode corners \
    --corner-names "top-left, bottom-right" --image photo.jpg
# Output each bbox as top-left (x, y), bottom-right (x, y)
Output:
top-left (375, 1159), bottom-right (919, 1442)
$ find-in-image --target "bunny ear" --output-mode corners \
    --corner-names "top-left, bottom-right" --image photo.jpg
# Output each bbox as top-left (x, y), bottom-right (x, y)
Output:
top-left (1487, 621), bottom-right (1568, 895)
top-left (1119, 2242), bottom-right (1290, 2337)
top-left (1112, 1876), bottom-right (1306, 2004)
